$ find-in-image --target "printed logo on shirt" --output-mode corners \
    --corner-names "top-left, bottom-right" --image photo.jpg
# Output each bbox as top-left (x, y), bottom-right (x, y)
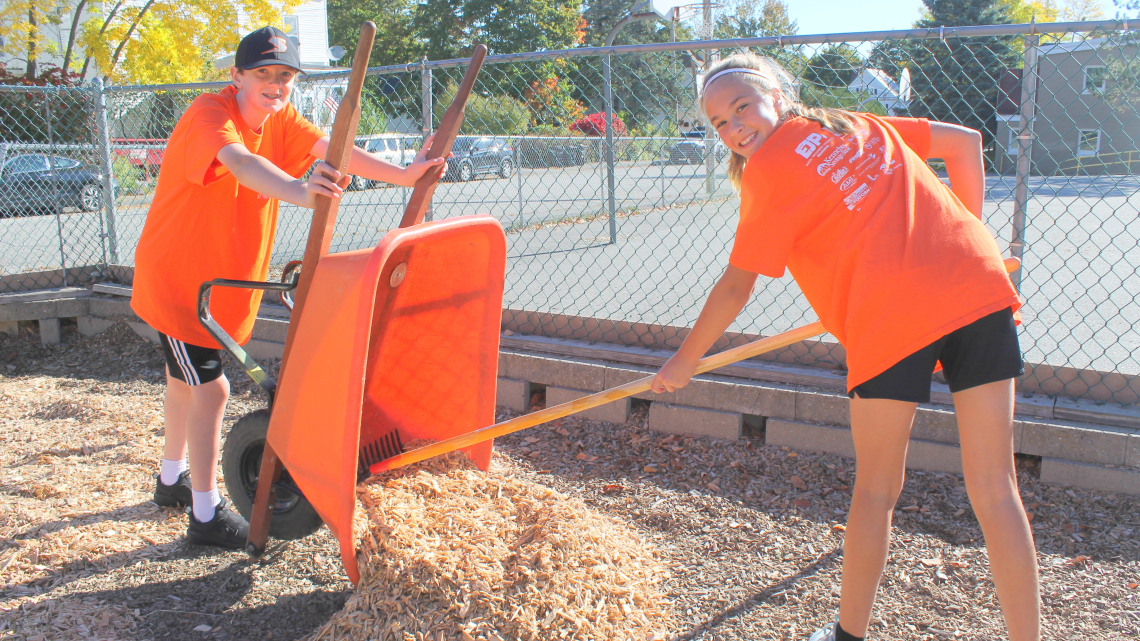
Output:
top-left (816, 145), bottom-right (850, 176)
top-left (840, 175), bottom-right (857, 191)
top-left (263, 37), bottom-right (289, 54)
top-left (830, 167), bottom-right (849, 183)
top-left (794, 133), bottom-right (827, 159)
top-left (844, 183), bottom-right (871, 210)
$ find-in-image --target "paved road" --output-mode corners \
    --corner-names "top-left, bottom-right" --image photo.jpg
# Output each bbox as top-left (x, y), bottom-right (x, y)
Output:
top-left (3, 161), bottom-right (1139, 374)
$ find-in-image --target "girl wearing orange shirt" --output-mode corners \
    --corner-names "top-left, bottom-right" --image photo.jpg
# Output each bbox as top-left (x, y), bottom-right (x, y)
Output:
top-left (651, 53), bottom-right (1040, 641)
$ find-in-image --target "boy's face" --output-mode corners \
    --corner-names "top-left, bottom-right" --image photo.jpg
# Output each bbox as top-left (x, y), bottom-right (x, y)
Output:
top-left (230, 64), bottom-right (298, 116)
top-left (704, 75), bottom-right (783, 161)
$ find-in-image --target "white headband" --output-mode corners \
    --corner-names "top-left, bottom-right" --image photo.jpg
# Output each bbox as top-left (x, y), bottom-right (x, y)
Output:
top-left (702, 68), bottom-right (771, 92)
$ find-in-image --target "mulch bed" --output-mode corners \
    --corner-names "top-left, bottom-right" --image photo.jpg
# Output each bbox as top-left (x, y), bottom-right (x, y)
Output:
top-left (1, 321), bottom-right (1138, 640)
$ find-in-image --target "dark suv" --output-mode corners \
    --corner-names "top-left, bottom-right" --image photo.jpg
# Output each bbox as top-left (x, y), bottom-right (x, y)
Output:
top-left (443, 136), bottom-right (515, 181)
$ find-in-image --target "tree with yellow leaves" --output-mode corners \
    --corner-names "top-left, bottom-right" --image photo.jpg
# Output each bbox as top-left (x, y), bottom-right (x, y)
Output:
top-left (76, 0), bottom-right (300, 85)
top-left (0, 0), bottom-right (74, 81)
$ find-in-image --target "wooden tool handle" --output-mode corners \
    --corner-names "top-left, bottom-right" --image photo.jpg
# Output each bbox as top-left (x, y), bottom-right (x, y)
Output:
top-left (398, 44), bottom-right (487, 228)
top-left (370, 321), bottom-right (828, 474)
top-left (279, 22), bottom-right (377, 369)
top-left (249, 21), bottom-right (376, 559)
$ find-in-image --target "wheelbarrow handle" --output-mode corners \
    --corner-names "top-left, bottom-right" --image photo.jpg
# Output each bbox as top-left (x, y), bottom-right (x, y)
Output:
top-left (399, 44), bottom-right (487, 228)
top-left (370, 321), bottom-right (827, 474)
top-left (371, 258), bottom-right (1023, 475)
top-left (197, 278), bottom-right (297, 403)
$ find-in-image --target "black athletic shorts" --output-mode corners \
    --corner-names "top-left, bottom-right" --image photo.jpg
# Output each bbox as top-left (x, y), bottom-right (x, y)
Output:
top-left (158, 333), bottom-right (224, 386)
top-left (848, 307), bottom-right (1023, 403)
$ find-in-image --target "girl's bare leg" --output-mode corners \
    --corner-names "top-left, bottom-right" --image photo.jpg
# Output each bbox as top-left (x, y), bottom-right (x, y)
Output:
top-left (953, 379), bottom-right (1040, 641)
top-left (838, 396), bottom-right (919, 636)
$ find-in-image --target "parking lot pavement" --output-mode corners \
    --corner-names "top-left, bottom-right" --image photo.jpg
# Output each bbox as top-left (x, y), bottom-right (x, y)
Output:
top-left (3, 167), bottom-right (1139, 373)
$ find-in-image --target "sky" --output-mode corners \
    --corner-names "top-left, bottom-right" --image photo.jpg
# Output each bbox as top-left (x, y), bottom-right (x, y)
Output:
top-left (784, 0), bottom-right (1125, 37)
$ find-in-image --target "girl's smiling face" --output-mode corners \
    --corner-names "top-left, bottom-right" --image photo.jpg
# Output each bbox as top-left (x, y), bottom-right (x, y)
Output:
top-left (703, 74), bottom-right (784, 160)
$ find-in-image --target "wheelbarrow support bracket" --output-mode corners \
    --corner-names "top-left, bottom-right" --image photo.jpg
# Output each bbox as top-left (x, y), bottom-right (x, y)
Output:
top-left (197, 278), bottom-right (297, 404)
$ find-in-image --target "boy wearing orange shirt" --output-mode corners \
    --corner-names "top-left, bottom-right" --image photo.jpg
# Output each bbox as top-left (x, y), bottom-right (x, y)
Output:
top-left (132, 27), bottom-right (445, 548)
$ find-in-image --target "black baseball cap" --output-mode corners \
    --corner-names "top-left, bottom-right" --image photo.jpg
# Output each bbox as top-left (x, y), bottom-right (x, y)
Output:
top-left (234, 26), bottom-right (303, 72)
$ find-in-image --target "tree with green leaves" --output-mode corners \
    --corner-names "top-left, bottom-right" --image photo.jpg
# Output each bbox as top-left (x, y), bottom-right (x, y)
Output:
top-left (712, 0), bottom-right (797, 40)
top-left (327, 0), bottom-right (421, 68)
top-left (803, 43), bottom-right (862, 88)
top-left (907, 0), bottom-right (1019, 150)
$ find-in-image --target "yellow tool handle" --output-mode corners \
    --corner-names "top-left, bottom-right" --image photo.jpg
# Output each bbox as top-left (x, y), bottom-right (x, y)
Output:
top-left (370, 321), bottom-right (827, 473)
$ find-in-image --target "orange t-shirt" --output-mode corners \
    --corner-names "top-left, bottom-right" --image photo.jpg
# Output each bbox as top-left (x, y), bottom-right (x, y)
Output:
top-left (131, 85), bottom-right (325, 348)
top-left (729, 114), bottom-right (1020, 390)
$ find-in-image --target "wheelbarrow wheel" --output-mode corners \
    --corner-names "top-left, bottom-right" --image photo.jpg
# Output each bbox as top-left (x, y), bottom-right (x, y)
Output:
top-left (222, 409), bottom-right (324, 540)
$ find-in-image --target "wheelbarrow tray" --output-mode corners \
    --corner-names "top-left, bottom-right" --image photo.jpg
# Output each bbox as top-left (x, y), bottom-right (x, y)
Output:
top-left (266, 214), bottom-right (506, 582)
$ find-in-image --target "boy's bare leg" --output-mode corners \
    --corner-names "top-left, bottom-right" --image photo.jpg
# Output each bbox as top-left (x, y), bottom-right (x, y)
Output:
top-left (162, 369), bottom-right (191, 462)
top-left (838, 396), bottom-right (918, 637)
top-left (953, 379), bottom-right (1040, 641)
top-left (184, 374), bottom-right (230, 494)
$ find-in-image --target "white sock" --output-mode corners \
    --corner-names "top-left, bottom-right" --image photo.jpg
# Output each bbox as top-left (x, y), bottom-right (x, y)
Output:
top-left (159, 458), bottom-right (188, 486)
top-left (192, 488), bottom-right (221, 522)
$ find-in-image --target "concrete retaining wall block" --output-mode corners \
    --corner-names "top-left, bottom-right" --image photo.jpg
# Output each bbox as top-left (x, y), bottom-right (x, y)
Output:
top-left (648, 403), bottom-right (741, 441)
top-left (602, 363), bottom-right (678, 404)
top-left (1019, 420), bottom-right (1131, 466)
top-left (767, 419), bottom-right (855, 458)
top-left (766, 419), bottom-right (963, 473)
top-left (1040, 458), bottom-right (1140, 495)
top-left (77, 316), bottom-right (114, 337)
top-left (795, 389), bottom-right (851, 426)
top-left (496, 378), bottom-right (531, 413)
top-left (499, 352), bottom-right (606, 392)
top-left (39, 318), bottom-right (61, 345)
top-left (547, 386), bottom-right (630, 424)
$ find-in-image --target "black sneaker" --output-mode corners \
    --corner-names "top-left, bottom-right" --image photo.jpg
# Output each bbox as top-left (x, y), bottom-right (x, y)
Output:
top-left (186, 498), bottom-right (250, 549)
top-left (153, 471), bottom-right (193, 508)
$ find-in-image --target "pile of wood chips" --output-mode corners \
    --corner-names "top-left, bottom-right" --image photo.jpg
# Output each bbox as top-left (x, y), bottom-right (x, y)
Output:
top-left (304, 446), bottom-right (676, 641)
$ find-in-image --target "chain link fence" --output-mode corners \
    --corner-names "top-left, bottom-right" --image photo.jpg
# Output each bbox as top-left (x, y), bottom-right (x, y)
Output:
top-left (2, 19), bottom-right (1138, 405)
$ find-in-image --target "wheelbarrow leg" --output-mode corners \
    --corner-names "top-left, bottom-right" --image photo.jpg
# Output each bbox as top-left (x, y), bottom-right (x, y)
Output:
top-left (246, 444), bottom-right (283, 557)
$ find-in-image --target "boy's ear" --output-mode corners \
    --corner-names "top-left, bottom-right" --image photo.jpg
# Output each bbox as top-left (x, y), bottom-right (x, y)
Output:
top-left (230, 66), bottom-right (242, 85)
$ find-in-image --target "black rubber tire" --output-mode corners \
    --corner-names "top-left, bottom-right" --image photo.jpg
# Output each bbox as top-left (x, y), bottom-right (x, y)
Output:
top-left (498, 157), bottom-right (513, 179)
top-left (222, 409), bottom-right (324, 540)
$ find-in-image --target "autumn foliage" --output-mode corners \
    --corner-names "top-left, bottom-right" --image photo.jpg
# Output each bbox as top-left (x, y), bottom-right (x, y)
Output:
top-left (569, 112), bottom-right (627, 137)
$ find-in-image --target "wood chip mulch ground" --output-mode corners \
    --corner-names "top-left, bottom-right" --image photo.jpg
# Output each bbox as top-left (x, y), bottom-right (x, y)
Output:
top-left (1, 321), bottom-right (1138, 640)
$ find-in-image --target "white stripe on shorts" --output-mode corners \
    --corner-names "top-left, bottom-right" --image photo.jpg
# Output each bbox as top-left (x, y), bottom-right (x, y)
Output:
top-left (166, 336), bottom-right (200, 386)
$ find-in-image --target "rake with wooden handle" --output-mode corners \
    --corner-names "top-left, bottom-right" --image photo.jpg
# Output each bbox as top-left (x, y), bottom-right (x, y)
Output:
top-left (369, 256), bottom-right (1024, 475)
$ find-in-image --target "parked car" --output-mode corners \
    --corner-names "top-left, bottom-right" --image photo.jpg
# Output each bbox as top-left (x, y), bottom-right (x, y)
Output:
top-left (667, 137), bottom-right (729, 165)
top-left (0, 154), bottom-right (115, 217)
top-left (443, 136), bottom-right (515, 182)
top-left (348, 136), bottom-right (419, 190)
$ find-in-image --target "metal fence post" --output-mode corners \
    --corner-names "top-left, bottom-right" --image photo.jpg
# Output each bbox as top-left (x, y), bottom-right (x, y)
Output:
top-left (603, 53), bottom-right (618, 244)
top-left (1009, 33), bottom-right (1039, 292)
top-left (43, 87), bottom-right (69, 286)
top-left (421, 59), bottom-right (433, 222)
top-left (516, 136), bottom-right (525, 230)
top-left (92, 77), bottom-right (120, 266)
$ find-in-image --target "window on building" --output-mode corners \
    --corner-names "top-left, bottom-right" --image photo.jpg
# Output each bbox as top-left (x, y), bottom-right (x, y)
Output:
top-left (1083, 66), bottom-right (1107, 94)
top-left (1077, 129), bottom-right (1101, 157)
